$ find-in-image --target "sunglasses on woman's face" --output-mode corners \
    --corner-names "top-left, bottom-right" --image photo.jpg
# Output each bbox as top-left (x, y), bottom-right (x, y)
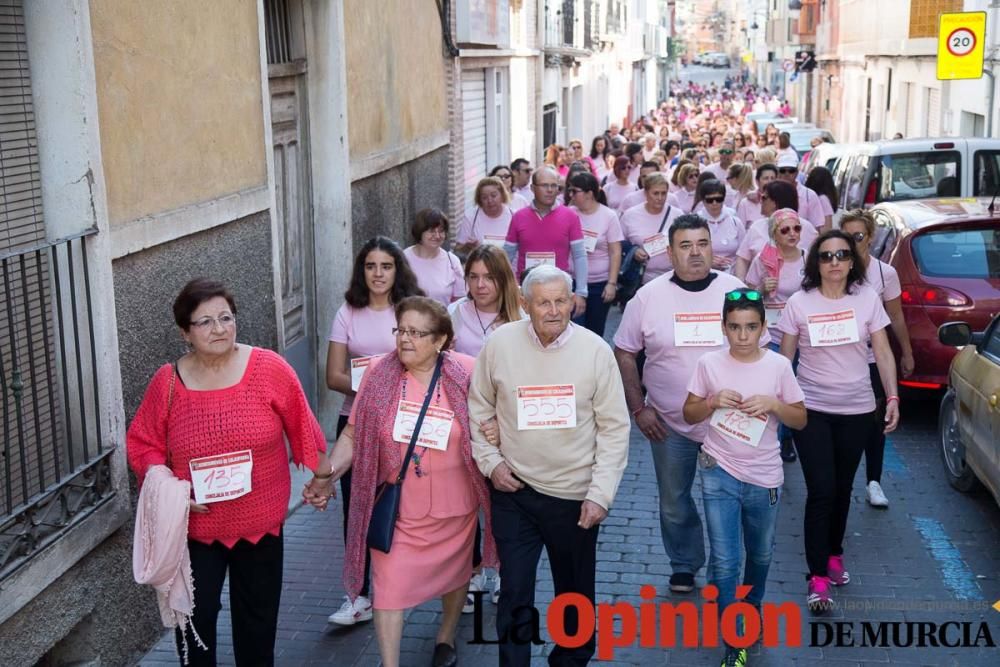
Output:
top-left (778, 225), bottom-right (802, 235)
top-left (818, 249), bottom-right (852, 263)
top-left (704, 196), bottom-right (725, 204)
top-left (725, 289), bottom-right (762, 302)
top-left (777, 167), bottom-right (798, 175)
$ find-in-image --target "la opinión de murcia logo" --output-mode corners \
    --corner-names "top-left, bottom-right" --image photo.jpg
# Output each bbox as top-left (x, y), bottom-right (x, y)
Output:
top-left (467, 586), bottom-right (998, 660)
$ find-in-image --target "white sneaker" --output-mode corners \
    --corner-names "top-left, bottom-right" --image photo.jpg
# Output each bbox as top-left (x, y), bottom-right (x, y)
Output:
top-left (866, 481), bottom-right (889, 508)
top-left (491, 574), bottom-right (500, 604)
top-left (463, 572), bottom-right (486, 614)
top-left (327, 595), bottom-right (373, 625)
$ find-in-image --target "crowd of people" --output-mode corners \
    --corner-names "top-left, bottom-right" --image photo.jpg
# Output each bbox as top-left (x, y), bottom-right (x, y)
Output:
top-left (125, 79), bottom-right (911, 667)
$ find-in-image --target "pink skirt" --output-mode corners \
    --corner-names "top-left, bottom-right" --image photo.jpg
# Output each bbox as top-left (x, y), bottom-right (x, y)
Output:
top-left (370, 510), bottom-right (476, 610)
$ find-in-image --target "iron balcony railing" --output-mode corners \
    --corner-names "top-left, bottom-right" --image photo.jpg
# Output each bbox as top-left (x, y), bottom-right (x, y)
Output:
top-left (0, 229), bottom-right (114, 581)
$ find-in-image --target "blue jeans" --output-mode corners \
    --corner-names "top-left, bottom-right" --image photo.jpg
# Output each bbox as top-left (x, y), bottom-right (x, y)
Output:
top-left (649, 430), bottom-right (705, 575)
top-left (571, 280), bottom-right (612, 337)
top-left (700, 463), bottom-right (780, 618)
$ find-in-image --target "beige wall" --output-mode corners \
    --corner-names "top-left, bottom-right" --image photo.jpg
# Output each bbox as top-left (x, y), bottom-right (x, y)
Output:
top-left (344, 0), bottom-right (449, 158)
top-left (90, 0), bottom-right (267, 226)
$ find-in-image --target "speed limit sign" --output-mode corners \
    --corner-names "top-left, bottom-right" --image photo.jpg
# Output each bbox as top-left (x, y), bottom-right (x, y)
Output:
top-left (937, 12), bottom-right (986, 80)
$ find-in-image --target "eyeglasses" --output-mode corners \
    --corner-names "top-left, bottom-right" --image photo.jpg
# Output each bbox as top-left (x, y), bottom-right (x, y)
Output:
top-left (565, 187), bottom-right (582, 196)
top-left (704, 196), bottom-right (725, 204)
top-left (392, 327), bottom-right (434, 339)
top-left (534, 183), bottom-right (560, 190)
top-left (818, 249), bottom-right (852, 263)
top-left (191, 313), bottom-right (236, 330)
top-left (849, 231), bottom-right (867, 242)
top-left (725, 289), bottom-right (762, 302)
top-left (777, 167), bottom-right (798, 175)
top-left (778, 225), bottom-right (802, 235)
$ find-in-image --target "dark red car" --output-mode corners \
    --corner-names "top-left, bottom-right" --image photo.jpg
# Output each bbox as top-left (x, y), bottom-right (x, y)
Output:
top-left (868, 198), bottom-right (1000, 393)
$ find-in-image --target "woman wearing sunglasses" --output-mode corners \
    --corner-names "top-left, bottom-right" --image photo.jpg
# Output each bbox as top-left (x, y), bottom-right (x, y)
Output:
top-left (838, 210), bottom-right (914, 509)
top-left (683, 288), bottom-right (806, 667)
top-left (601, 155), bottom-right (638, 211)
top-left (733, 180), bottom-right (817, 281)
top-left (694, 179), bottom-right (744, 271)
top-left (776, 230), bottom-right (899, 613)
top-left (666, 163), bottom-right (700, 213)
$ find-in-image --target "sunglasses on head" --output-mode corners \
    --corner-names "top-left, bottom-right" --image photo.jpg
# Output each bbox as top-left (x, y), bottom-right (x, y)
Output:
top-left (849, 231), bottom-right (867, 242)
top-left (818, 249), bottom-right (852, 263)
top-left (778, 167), bottom-right (798, 174)
top-left (779, 224), bottom-right (802, 235)
top-left (725, 289), bottom-right (762, 302)
top-left (704, 196), bottom-right (725, 204)
top-left (718, 149), bottom-right (733, 155)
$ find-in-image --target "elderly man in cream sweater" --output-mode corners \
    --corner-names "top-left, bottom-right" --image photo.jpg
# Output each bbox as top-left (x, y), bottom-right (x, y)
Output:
top-left (469, 264), bottom-right (630, 667)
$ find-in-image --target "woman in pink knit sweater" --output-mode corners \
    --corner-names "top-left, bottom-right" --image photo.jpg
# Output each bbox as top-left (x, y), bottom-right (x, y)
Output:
top-left (127, 278), bottom-right (331, 666)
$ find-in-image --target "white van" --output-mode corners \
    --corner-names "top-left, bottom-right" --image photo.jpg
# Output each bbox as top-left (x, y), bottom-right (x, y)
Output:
top-left (830, 138), bottom-right (1000, 212)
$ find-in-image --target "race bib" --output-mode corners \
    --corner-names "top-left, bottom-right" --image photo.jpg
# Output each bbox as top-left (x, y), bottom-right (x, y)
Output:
top-left (643, 233), bottom-right (669, 258)
top-left (483, 235), bottom-right (507, 248)
top-left (525, 252), bottom-right (556, 270)
top-left (351, 354), bottom-right (385, 391)
top-left (583, 230), bottom-right (599, 253)
top-left (392, 400), bottom-right (454, 451)
top-left (189, 450), bottom-right (253, 504)
top-left (516, 385), bottom-right (577, 430)
top-left (764, 303), bottom-right (785, 329)
top-left (673, 312), bottom-right (724, 347)
top-left (807, 309), bottom-right (860, 347)
top-left (710, 409), bottom-right (769, 447)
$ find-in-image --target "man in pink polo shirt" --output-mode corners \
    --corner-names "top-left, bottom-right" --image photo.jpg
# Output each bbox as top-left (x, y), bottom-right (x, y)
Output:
top-left (613, 213), bottom-right (769, 596)
top-left (505, 166), bottom-right (589, 316)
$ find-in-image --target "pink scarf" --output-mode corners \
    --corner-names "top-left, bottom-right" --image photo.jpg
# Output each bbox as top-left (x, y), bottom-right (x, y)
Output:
top-left (133, 465), bottom-right (205, 662)
top-left (344, 352), bottom-right (497, 599)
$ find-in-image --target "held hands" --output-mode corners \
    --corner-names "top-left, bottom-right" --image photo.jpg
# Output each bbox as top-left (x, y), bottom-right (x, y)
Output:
top-left (577, 500), bottom-right (607, 529)
top-left (490, 461), bottom-right (524, 493)
top-left (884, 401), bottom-right (900, 434)
top-left (635, 406), bottom-right (668, 443)
top-left (737, 394), bottom-right (778, 418)
top-left (302, 475), bottom-right (335, 511)
top-left (710, 389), bottom-right (744, 410)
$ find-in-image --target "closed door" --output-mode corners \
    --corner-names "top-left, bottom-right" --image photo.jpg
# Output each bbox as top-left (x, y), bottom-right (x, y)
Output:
top-left (265, 0), bottom-right (317, 404)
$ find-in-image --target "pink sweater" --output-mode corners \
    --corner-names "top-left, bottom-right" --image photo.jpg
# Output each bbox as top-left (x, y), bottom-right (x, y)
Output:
top-left (127, 348), bottom-right (325, 546)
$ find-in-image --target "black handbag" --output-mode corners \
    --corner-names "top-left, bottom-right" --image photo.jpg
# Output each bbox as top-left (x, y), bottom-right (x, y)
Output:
top-left (366, 354), bottom-right (444, 553)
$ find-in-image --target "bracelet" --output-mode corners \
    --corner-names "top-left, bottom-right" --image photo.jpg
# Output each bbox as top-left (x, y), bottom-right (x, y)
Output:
top-left (312, 470), bottom-right (334, 481)
top-left (886, 396), bottom-right (900, 404)
top-left (631, 405), bottom-right (646, 419)
top-left (607, 282), bottom-right (618, 288)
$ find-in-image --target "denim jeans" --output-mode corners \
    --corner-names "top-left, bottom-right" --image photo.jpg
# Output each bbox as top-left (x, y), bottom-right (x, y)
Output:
top-left (571, 280), bottom-right (613, 337)
top-left (649, 430), bottom-right (705, 575)
top-left (700, 462), bottom-right (780, 618)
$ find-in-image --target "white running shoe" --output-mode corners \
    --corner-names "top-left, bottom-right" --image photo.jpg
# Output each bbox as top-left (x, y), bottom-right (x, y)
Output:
top-left (327, 595), bottom-right (373, 625)
top-left (491, 574), bottom-right (500, 604)
top-left (463, 572), bottom-right (486, 614)
top-left (866, 481), bottom-right (889, 508)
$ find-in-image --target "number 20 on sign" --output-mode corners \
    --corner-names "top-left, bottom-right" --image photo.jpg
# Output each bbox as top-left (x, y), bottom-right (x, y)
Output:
top-left (937, 12), bottom-right (986, 81)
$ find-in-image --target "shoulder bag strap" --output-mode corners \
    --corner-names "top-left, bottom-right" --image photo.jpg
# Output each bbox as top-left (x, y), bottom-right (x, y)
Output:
top-left (658, 206), bottom-right (672, 234)
top-left (394, 353), bottom-right (444, 484)
top-left (165, 364), bottom-right (177, 467)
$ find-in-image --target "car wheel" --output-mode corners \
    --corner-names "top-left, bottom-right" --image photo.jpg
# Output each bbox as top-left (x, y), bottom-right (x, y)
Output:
top-left (938, 389), bottom-right (980, 493)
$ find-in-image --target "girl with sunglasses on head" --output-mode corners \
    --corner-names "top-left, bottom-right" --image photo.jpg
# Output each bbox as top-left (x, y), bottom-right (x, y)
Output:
top-left (838, 210), bottom-right (914, 509)
top-left (602, 155), bottom-right (638, 211)
top-left (776, 229), bottom-right (899, 614)
top-left (683, 288), bottom-right (806, 667)
top-left (693, 179), bottom-right (744, 272)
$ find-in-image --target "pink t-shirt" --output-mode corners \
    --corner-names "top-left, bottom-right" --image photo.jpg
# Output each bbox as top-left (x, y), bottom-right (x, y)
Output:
top-left (574, 204), bottom-right (625, 283)
top-left (602, 181), bottom-right (636, 211)
top-left (328, 304), bottom-right (398, 416)
top-left (457, 206), bottom-right (513, 246)
top-left (667, 188), bottom-right (696, 213)
top-left (614, 271), bottom-right (769, 441)
top-left (511, 193), bottom-right (531, 211)
top-left (687, 349), bottom-right (805, 488)
top-left (745, 252), bottom-right (806, 341)
top-left (620, 203), bottom-right (683, 283)
top-left (797, 183), bottom-right (825, 229)
top-left (818, 193), bottom-right (835, 219)
top-left (863, 259), bottom-right (901, 363)
top-left (403, 247), bottom-right (465, 306)
top-left (703, 208), bottom-right (745, 263)
top-left (505, 205), bottom-right (584, 274)
top-left (736, 195), bottom-right (762, 227)
top-left (447, 298), bottom-right (507, 357)
top-left (736, 217), bottom-right (817, 262)
top-left (776, 285), bottom-right (891, 415)
top-left (616, 188), bottom-right (647, 216)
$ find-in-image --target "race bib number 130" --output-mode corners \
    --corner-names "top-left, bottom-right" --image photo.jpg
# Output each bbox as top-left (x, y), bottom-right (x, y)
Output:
top-left (516, 385), bottom-right (577, 430)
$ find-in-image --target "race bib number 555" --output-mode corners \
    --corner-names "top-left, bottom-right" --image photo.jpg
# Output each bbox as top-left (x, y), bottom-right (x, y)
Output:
top-left (516, 385), bottom-right (577, 430)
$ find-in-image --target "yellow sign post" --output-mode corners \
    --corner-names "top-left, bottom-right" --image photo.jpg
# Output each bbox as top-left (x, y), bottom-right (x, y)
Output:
top-left (937, 11), bottom-right (987, 80)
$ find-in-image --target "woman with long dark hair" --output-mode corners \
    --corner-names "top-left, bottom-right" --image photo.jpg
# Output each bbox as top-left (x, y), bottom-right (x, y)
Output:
top-left (804, 166), bottom-right (838, 232)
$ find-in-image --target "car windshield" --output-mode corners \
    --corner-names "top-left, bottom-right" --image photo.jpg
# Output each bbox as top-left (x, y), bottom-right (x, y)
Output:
top-left (973, 150), bottom-right (1000, 196)
top-left (912, 226), bottom-right (1000, 279)
top-left (877, 151), bottom-right (960, 202)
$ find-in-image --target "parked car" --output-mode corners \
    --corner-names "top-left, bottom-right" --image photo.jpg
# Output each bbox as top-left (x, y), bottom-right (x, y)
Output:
top-left (830, 137), bottom-right (1000, 213)
top-left (868, 198), bottom-right (1000, 392)
top-left (937, 316), bottom-right (1000, 508)
top-left (801, 141), bottom-right (855, 175)
top-left (788, 128), bottom-right (835, 154)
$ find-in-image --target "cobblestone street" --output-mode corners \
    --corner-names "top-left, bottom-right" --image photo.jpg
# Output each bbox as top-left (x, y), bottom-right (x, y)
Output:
top-left (141, 312), bottom-right (1000, 666)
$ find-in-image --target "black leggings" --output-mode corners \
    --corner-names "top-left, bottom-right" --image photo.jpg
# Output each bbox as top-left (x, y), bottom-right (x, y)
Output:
top-left (337, 414), bottom-right (371, 597)
top-left (864, 363), bottom-right (888, 483)
top-left (793, 409), bottom-right (877, 577)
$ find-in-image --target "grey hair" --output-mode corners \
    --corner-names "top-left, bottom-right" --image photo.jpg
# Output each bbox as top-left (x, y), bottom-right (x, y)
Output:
top-left (520, 265), bottom-right (573, 299)
top-left (531, 165), bottom-right (559, 186)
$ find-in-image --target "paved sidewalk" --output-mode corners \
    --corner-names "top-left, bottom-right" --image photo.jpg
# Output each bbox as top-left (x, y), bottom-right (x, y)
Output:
top-left (142, 316), bottom-right (1000, 666)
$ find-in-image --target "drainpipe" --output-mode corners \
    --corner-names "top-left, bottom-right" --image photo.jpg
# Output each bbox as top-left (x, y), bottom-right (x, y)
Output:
top-left (536, 0), bottom-right (545, 162)
top-left (987, 0), bottom-right (1000, 136)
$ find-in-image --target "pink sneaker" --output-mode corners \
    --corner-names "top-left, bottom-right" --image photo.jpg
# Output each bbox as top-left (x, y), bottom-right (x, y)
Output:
top-left (827, 555), bottom-right (850, 586)
top-left (807, 575), bottom-right (833, 613)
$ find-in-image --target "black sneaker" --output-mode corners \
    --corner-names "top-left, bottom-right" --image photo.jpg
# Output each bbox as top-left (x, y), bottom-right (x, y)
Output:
top-left (780, 437), bottom-right (797, 462)
top-left (721, 646), bottom-right (748, 666)
top-left (669, 572), bottom-right (695, 593)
